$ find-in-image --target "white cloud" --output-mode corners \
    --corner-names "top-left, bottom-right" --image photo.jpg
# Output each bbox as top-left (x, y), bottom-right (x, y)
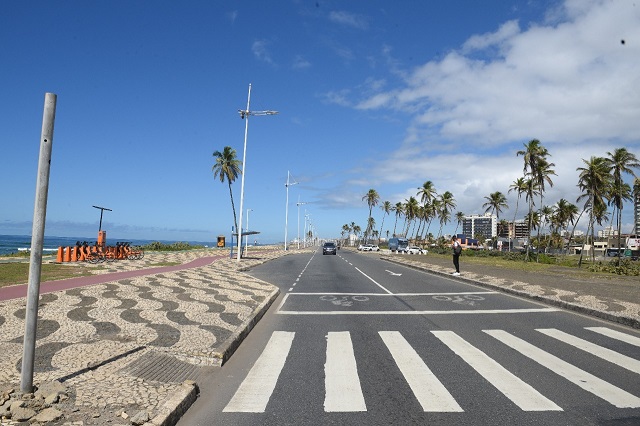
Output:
top-left (252, 39), bottom-right (275, 65)
top-left (328, 11), bottom-right (369, 30)
top-left (292, 55), bottom-right (311, 69)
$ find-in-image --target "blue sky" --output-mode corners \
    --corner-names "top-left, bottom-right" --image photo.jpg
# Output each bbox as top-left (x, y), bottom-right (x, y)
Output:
top-left (1, 0), bottom-right (639, 244)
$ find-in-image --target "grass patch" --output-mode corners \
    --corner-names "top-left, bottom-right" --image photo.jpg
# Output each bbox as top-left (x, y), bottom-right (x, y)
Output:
top-left (0, 262), bottom-right (93, 288)
top-left (147, 261), bottom-right (181, 267)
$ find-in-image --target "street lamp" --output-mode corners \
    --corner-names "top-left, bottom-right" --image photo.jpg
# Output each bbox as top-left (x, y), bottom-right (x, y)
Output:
top-left (245, 208), bottom-right (253, 256)
top-left (296, 197), bottom-right (307, 249)
top-left (284, 171), bottom-right (298, 250)
top-left (236, 84), bottom-right (278, 261)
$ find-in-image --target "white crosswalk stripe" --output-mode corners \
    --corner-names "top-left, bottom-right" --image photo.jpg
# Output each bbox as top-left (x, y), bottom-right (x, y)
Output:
top-left (432, 330), bottom-right (562, 411)
top-left (380, 331), bottom-right (463, 412)
top-left (223, 327), bottom-right (640, 413)
top-left (223, 331), bottom-right (295, 412)
top-left (537, 328), bottom-right (640, 374)
top-left (485, 329), bottom-right (640, 408)
top-left (324, 331), bottom-right (367, 411)
top-left (585, 326), bottom-right (640, 347)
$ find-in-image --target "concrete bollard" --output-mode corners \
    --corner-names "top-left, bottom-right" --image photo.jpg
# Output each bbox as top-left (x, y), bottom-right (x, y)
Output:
top-left (56, 247), bottom-right (63, 263)
top-left (63, 246), bottom-right (71, 262)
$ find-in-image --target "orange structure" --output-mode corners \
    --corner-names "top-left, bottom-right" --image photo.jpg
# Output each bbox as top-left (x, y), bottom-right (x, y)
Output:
top-left (56, 247), bottom-right (63, 263)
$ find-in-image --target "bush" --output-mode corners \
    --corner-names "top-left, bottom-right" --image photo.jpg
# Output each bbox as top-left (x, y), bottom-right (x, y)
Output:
top-left (142, 241), bottom-right (205, 251)
top-left (588, 258), bottom-right (640, 276)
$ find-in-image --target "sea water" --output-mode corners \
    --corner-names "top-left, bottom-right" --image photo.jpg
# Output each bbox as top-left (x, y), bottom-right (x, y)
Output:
top-left (0, 234), bottom-right (216, 256)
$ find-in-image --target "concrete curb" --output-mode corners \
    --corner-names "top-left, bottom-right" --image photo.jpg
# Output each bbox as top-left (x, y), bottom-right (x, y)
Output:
top-left (382, 257), bottom-right (640, 329)
top-left (212, 286), bottom-right (281, 366)
top-left (145, 380), bottom-right (199, 426)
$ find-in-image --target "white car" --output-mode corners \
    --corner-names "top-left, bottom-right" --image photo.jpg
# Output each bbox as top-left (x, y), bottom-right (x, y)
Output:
top-left (367, 245), bottom-right (380, 252)
top-left (406, 246), bottom-right (427, 254)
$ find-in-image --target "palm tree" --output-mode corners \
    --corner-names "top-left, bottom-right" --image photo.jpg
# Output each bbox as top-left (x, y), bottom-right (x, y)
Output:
top-left (577, 156), bottom-right (613, 266)
top-left (606, 148), bottom-right (640, 264)
top-left (437, 191), bottom-right (456, 238)
top-left (482, 191), bottom-right (508, 220)
top-left (212, 146), bottom-right (242, 232)
top-left (553, 198), bottom-right (579, 253)
top-left (417, 181), bottom-right (437, 238)
top-left (366, 217), bottom-right (376, 243)
top-left (378, 201), bottom-right (392, 244)
top-left (353, 225), bottom-right (362, 245)
top-left (454, 211), bottom-right (465, 235)
top-left (403, 197), bottom-right (420, 238)
top-left (392, 202), bottom-right (404, 236)
top-left (508, 177), bottom-right (528, 246)
top-left (362, 189), bottom-right (380, 242)
top-left (517, 139), bottom-right (553, 261)
top-left (342, 224), bottom-right (350, 246)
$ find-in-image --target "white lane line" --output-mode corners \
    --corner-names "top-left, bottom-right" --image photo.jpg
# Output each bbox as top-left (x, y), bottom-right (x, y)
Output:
top-left (537, 328), bottom-right (640, 374)
top-left (380, 331), bottom-right (463, 412)
top-left (355, 267), bottom-right (393, 294)
top-left (432, 331), bottom-right (561, 411)
top-left (485, 329), bottom-right (640, 408)
top-left (288, 288), bottom-right (294, 292)
top-left (223, 331), bottom-right (295, 412)
top-left (324, 331), bottom-right (367, 412)
top-left (278, 308), bottom-right (560, 315)
top-left (585, 327), bottom-right (640, 347)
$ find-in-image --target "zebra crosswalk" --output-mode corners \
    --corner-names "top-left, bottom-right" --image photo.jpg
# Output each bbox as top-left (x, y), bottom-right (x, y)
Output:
top-left (223, 327), bottom-right (640, 413)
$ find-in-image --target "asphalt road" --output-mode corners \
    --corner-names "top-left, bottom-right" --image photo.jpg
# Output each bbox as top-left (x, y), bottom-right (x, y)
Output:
top-left (179, 248), bottom-right (640, 426)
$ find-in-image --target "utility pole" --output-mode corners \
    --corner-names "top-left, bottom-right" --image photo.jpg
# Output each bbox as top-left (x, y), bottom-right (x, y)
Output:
top-left (297, 197), bottom-right (307, 249)
top-left (236, 84), bottom-right (278, 261)
top-left (284, 171), bottom-right (298, 250)
top-left (22, 93), bottom-right (57, 393)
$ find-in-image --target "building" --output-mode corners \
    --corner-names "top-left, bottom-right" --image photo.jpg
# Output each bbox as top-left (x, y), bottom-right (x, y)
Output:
top-left (506, 219), bottom-right (530, 239)
top-left (462, 213), bottom-right (497, 240)
top-left (598, 226), bottom-right (618, 238)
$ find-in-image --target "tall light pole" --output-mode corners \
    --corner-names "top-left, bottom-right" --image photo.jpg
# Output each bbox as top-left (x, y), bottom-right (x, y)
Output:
top-left (236, 84), bottom-right (278, 261)
top-left (245, 208), bottom-right (253, 255)
top-left (296, 197), bottom-right (307, 249)
top-left (284, 171), bottom-right (298, 250)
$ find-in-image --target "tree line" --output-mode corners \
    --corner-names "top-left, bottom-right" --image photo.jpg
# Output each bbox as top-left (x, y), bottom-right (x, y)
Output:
top-left (344, 140), bottom-right (639, 264)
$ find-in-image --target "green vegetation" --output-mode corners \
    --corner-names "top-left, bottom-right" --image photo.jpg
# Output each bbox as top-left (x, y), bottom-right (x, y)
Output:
top-left (141, 241), bottom-right (205, 251)
top-left (0, 263), bottom-right (93, 288)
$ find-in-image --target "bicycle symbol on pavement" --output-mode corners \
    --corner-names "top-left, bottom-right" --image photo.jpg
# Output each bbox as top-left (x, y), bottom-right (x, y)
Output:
top-left (319, 295), bottom-right (370, 307)
top-left (432, 294), bottom-right (485, 306)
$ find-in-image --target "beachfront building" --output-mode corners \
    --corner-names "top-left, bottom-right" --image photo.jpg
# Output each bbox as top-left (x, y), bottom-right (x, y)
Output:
top-left (462, 213), bottom-right (497, 240)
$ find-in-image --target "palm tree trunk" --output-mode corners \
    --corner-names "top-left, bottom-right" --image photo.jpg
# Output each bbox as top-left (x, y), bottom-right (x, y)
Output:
top-left (228, 181), bottom-right (238, 232)
top-left (525, 197), bottom-right (533, 261)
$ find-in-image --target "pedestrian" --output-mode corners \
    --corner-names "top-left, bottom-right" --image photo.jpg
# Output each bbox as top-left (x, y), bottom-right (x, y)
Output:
top-left (451, 236), bottom-right (461, 276)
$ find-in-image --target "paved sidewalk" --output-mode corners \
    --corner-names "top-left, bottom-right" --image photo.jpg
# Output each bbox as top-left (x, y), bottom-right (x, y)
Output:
top-left (0, 248), bottom-right (302, 425)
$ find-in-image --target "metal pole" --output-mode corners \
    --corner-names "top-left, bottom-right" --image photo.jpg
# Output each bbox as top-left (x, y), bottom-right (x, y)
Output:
top-left (285, 171), bottom-right (289, 250)
top-left (21, 93), bottom-right (57, 393)
top-left (237, 84), bottom-right (251, 261)
top-left (245, 208), bottom-right (252, 256)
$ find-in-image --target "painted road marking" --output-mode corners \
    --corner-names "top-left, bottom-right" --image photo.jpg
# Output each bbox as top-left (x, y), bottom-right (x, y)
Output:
top-left (324, 331), bottom-right (367, 412)
top-left (537, 328), bottom-right (640, 374)
top-left (380, 331), bottom-right (463, 412)
top-left (223, 331), bottom-right (294, 412)
top-left (485, 329), bottom-right (640, 408)
top-left (432, 331), bottom-right (561, 411)
top-left (585, 327), bottom-right (640, 347)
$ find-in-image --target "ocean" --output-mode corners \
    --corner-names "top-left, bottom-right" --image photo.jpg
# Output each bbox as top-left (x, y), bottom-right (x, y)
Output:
top-left (0, 234), bottom-right (218, 256)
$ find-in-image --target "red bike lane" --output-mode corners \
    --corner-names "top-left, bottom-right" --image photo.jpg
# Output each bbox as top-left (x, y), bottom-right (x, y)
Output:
top-left (0, 254), bottom-right (228, 302)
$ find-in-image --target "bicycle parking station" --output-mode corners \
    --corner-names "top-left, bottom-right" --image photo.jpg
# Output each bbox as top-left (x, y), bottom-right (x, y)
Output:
top-left (55, 230), bottom-right (144, 263)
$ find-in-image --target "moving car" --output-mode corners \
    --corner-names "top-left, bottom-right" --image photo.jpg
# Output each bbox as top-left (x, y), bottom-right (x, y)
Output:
top-left (322, 242), bottom-right (337, 255)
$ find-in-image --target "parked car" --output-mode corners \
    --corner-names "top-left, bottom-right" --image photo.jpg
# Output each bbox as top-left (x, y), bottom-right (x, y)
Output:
top-left (357, 244), bottom-right (365, 251)
top-left (322, 242), bottom-right (337, 255)
top-left (368, 245), bottom-right (380, 252)
top-left (406, 246), bottom-right (427, 255)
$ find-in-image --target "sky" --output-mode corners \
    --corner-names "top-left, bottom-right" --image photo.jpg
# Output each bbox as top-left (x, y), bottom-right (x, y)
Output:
top-left (1, 0), bottom-right (639, 244)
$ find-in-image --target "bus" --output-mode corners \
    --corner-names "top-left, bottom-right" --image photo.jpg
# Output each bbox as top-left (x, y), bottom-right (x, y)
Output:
top-left (388, 237), bottom-right (409, 253)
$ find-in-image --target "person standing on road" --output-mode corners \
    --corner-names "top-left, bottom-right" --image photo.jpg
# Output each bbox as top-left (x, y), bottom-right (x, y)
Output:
top-left (451, 236), bottom-right (461, 276)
